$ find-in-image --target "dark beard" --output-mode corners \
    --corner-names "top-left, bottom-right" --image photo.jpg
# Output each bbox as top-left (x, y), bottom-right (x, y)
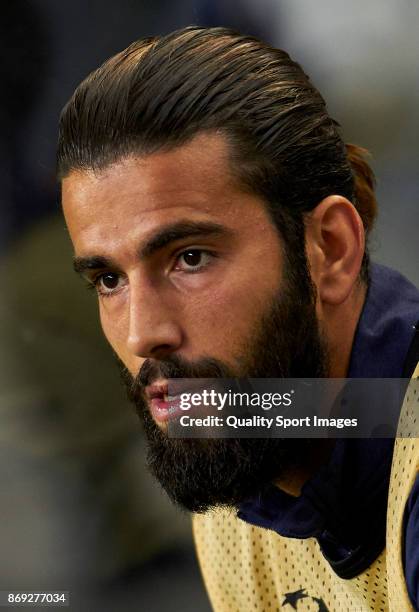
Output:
top-left (119, 258), bottom-right (329, 513)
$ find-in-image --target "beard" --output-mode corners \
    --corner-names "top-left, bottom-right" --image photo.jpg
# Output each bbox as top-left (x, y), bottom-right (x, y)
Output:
top-left (119, 255), bottom-right (329, 513)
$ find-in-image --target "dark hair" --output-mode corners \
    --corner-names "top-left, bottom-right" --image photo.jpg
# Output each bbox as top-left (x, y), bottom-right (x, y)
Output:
top-left (57, 26), bottom-right (377, 279)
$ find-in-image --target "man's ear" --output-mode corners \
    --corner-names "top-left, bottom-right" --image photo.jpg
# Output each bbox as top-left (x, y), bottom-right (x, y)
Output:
top-left (305, 196), bottom-right (365, 305)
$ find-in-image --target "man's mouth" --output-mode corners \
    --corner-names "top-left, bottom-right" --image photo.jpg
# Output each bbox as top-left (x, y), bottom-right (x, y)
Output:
top-left (145, 378), bottom-right (216, 423)
top-left (145, 381), bottom-right (184, 423)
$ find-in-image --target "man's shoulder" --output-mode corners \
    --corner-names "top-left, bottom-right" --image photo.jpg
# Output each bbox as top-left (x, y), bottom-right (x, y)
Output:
top-left (388, 363), bottom-right (419, 609)
top-left (404, 473), bottom-right (419, 610)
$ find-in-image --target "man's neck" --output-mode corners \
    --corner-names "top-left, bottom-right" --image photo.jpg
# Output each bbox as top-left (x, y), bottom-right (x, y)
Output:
top-left (276, 279), bottom-right (368, 496)
top-left (325, 280), bottom-right (367, 378)
top-left (274, 439), bottom-right (336, 497)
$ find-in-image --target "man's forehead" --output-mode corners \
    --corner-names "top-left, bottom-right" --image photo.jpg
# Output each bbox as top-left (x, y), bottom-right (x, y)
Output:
top-left (62, 132), bottom-right (235, 207)
top-left (62, 133), bottom-right (239, 236)
top-left (60, 131), bottom-right (274, 258)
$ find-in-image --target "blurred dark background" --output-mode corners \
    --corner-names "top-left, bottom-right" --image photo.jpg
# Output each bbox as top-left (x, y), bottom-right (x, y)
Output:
top-left (0, 1), bottom-right (418, 610)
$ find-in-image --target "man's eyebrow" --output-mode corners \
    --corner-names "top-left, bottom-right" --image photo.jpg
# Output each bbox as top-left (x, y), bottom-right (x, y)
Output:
top-left (73, 220), bottom-right (232, 276)
top-left (73, 255), bottom-right (114, 276)
top-left (138, 220), bottom-right (232, 259)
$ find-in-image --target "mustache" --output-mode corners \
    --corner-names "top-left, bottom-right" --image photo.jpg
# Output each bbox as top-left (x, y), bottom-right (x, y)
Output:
top-left (118, 354), bottom-right (234, 403)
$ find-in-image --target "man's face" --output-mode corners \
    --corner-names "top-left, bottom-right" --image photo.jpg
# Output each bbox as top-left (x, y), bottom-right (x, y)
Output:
top-left (62, 132), bottom-right (327, 511)
top-left (63, 133), bottom-right (289, 381)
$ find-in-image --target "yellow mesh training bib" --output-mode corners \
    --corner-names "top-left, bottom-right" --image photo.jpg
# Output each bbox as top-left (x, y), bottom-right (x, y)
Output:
top-left (193, 367), bottom-right (419, 611)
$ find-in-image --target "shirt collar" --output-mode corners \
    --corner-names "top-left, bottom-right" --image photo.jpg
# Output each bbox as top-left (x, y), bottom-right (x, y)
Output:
top-left (348, 263), bottom-right (419, 378)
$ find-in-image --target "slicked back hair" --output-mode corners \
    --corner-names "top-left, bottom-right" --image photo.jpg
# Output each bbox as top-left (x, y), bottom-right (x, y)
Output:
top-left (57, 26), bottom-right (377, 279)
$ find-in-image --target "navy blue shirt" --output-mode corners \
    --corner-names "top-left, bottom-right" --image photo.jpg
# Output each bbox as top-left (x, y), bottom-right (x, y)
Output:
top-left (237, 263), bottom-right (419, 605)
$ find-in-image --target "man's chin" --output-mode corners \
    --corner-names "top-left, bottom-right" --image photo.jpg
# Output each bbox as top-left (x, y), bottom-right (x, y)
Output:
top-left (141, 414), bottom-right (311, 513)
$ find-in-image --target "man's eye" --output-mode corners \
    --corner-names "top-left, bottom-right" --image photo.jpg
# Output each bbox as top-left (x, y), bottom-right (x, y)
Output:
top-left (175, 250), bottom-right (213, 272)
top-left (94, 272), bottom-right (122, 296)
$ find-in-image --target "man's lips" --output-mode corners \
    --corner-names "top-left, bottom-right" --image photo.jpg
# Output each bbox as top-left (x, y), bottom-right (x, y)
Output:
top-left (145, 381), bottom-right (169, 401)
top-left (145, 380), bottom-right (184, 423)
top-left (145, 379), bottom-right (212, 423)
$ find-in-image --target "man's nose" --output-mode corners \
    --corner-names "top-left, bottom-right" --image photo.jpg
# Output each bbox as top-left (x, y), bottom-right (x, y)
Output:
top-left (126, 280), bottom-right (183, 360)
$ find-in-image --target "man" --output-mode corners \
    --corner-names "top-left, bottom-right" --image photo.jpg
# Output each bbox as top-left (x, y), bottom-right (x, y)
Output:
top-left (58, 27), bottom-right (419, 610)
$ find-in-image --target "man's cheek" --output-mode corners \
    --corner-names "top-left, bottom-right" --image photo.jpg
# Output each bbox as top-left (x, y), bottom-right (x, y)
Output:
top-left (99, 305), bottom-right (134, 369)
top-left (184, 287), bottom-right (259, 356)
